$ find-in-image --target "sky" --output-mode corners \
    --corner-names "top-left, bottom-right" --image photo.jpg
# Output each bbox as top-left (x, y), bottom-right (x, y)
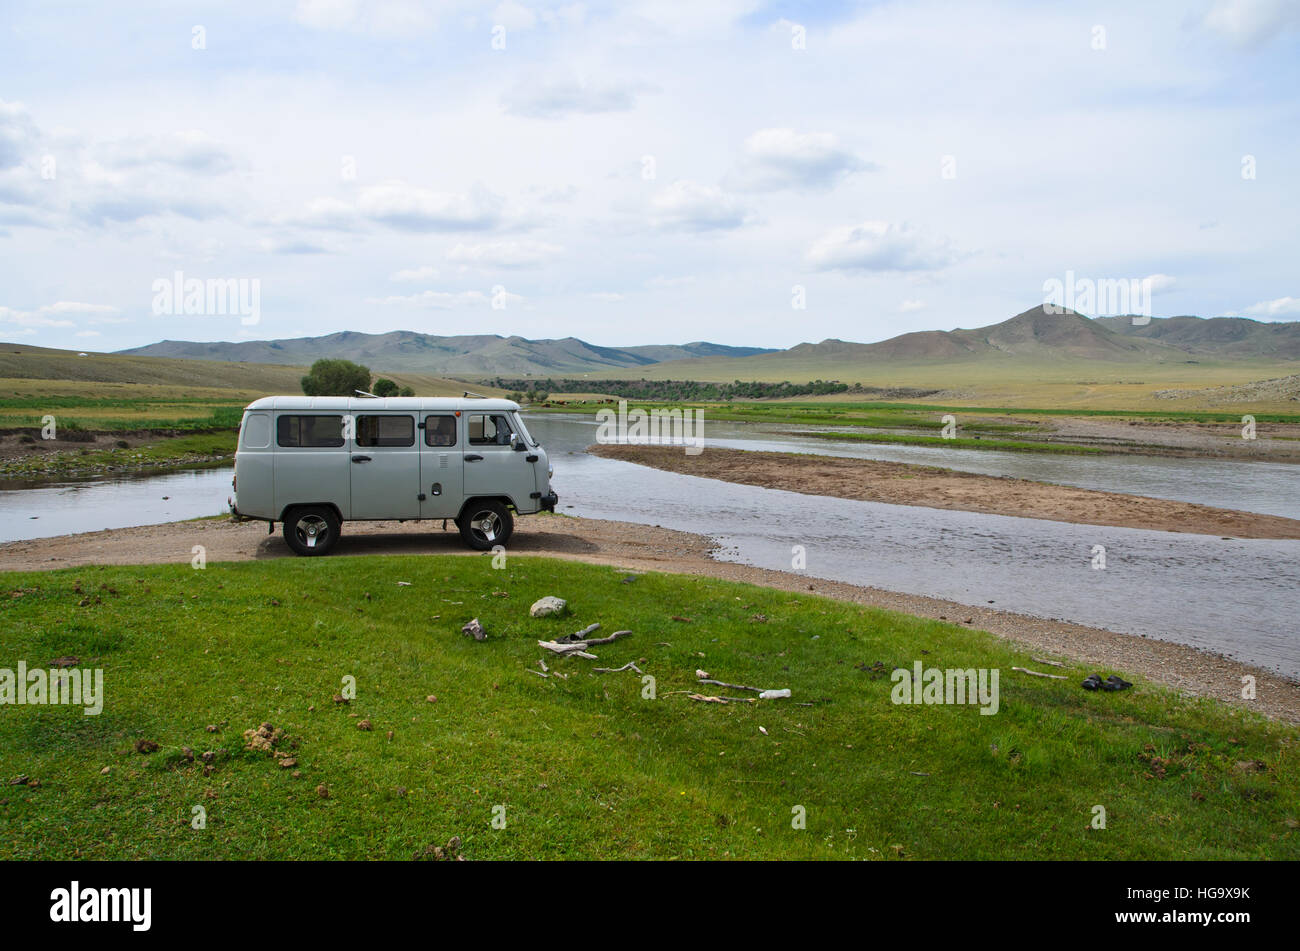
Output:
top-left (0, 0), bottom-right (1298, 352)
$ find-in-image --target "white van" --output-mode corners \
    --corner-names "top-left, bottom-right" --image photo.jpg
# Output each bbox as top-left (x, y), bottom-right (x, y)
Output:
top-left (230, 396), bottom-right (557, 555)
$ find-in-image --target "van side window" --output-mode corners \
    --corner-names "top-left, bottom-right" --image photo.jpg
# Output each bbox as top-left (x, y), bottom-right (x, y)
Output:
top-left (424, 415), bottom-right (457, 447)
top-left (356, 415), bottom-right (415, 447)
top-left (467, 414), bottom-right (514, 446)
top-left (277, 415), bottom-right (344, 448)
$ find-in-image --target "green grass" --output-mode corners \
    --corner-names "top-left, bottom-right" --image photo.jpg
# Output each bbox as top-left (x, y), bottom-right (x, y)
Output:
top-left (1, 555), bottom-right (1296, 860)
top-left (0, 430), bottom-right (237, 479)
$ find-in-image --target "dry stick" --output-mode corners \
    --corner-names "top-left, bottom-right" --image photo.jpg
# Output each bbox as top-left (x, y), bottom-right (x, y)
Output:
top-left (1011, 666), bottom-right (1068, 680)
top-left (697, 677), bottom-right (763, 693)
top-left (1031, 657), bottom-right (1066, 668)
top-left (537, 658), bottom-right (549, 673)
top-left (583, 630), bottom-right (632, 646)
top-left (556, 622), bottom-right (601, 643)
top-left (537, 640), bottom-right (599, 658)
top-left (594, 661), bottom-right (643, 674)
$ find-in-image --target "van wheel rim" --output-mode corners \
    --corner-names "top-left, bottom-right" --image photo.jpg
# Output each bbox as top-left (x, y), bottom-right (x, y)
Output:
top-left (295, 514), bottom-right (329, 549)
top-left (470, 511), bottom-right (500, 542)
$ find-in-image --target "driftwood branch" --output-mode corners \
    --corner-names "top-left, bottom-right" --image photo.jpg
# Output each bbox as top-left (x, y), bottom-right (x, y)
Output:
top-left (584, 630), bottom-right (632, 646)
top-left (594, 660), bottom-right (643, 674)
top-left (1030, 657), bottom-right (1066, 668)
top-left (697, 677), bottom-right (763, 693)
top-left (1011, 666), bottom-right (1067, 680)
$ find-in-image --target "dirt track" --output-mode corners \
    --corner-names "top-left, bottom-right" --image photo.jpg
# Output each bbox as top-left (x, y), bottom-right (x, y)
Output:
top-left (2, 514), bottom-right (1297, 723)
top-left (589, 444), bottom-right (1300, 539)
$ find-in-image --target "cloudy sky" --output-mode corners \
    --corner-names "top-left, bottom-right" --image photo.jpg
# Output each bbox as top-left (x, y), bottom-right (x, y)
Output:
top-left (1, 0), bottom-right (1298, 352)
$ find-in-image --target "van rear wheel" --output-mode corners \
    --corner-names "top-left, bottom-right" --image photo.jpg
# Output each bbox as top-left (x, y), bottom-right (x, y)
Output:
top-left (283, 506), bottom-right (341, 556)
top-left (458, 501), bottom-right (513, 551)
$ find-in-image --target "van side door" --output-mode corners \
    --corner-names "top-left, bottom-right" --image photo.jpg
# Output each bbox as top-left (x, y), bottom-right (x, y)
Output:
top-left (349, 413), bottom-right (420, 520)
top-left (463, 412), bottom-right (537, 508)
top-left (419, 412), bottom-right (464, 519)
top-left (273, 413), bottom-right (350, 520)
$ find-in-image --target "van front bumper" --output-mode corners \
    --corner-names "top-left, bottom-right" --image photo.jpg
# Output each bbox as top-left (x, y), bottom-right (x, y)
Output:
top-left (539, 491), bottom-right (558, 512)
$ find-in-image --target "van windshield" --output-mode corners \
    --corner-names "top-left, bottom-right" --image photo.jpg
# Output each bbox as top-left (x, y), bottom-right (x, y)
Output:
top-left (511, 412), bottom-right (537, 447)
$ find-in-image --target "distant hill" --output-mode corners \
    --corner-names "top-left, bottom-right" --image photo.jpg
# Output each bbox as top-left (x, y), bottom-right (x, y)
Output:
top-left (119, 332), bottom-right (774, 377)
top-left (0, 342), bottom-right (505, 397)
top-left (593, 307), bottom-right (1300, 389)
top-left (1095, 315), bottom-right (1300, 360)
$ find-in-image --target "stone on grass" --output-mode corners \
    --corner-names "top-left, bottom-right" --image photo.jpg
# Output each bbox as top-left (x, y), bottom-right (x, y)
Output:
top-left (529, 596), bottom-right (568, 618)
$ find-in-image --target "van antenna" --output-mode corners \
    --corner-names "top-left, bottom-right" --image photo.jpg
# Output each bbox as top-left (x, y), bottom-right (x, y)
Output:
top-left (462, 390), bottom-right (485, 399)
top-left (355, 389), bottom-right (379, 398)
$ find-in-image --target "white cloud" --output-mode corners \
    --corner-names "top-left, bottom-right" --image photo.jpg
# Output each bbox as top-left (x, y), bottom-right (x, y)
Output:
top-left (1203, 0), bottom-right (1300, 46)
top-left (1239, 296), bottom-right (1300, 318)
top-left (390, 265), bottom-right (440, 282)
top-left (0, 100), bottom-right (39, 170)
top-left (357, 182), bottom-right (504, 232)
top-left (899, 298), bottom-right (926, 313)
top-left (588, 292), bottom-right (624, 301)
top-left (493, 1), bottom-right (537, 31)
top-left (98, 132), bottom-right (235, 175)
top-left (41, 302), bottom-right (121, 316)
top-left (365, 289), bottom-right (527, 308)
top-left (1143, 273), bottom-right (1177, 294)
top-left (806, 221), bottom-right (965, 273)
top-left (293, 0), bottom-right (458, 33)
top-left (503, 77), bottom-right (655, 118)
top-left (650, 181), bottom-right (749, 232)
top-left (447, 239), bottom-right (562, 268)
top-left (730, 128), bottom-right (873, 191)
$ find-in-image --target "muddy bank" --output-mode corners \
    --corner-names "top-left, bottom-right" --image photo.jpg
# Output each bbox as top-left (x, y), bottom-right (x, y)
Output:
top-left (0, 514), bottom-right (1296, 723)
top-left (589, 444), bottom-right (1300, 539)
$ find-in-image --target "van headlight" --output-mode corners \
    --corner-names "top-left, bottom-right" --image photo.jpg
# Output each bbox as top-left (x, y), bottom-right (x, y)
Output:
top-left (547, 464), bottom-right (554, 479)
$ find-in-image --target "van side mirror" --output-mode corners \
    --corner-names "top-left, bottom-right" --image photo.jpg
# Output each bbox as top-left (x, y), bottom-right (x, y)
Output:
top-left (510, 434), bottom-right (525, 450)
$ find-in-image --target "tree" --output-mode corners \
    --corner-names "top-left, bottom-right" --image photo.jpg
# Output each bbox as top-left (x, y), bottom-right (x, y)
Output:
top-left (372, 378), bottom-right (399, 397)
top-left (301, 359), bottom-right (371, 396)
top-left (398, 386), bottom-right (415, 397)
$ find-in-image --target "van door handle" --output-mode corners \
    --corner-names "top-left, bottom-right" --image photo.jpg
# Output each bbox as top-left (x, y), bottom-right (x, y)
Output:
top-left (464, 454), bottom-right (483, 462)
top-left (351, 454), bottom-right (372, 463)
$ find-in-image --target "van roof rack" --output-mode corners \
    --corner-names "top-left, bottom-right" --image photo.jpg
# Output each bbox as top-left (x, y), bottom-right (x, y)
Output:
top-left (462, 390), bottom-right (486, 398)
top-left (354, 389), bottom-right (379, 398)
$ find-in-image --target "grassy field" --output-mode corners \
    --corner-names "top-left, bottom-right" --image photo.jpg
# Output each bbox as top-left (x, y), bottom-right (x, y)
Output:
top-left (583, 352), bottom-right (1300, 411)
top-left (1, 555), bottom-right (1295, 860)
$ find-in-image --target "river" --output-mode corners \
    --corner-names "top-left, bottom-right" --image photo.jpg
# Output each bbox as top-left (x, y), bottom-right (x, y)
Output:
top-left (1, 413), bottom-right (1297, 678)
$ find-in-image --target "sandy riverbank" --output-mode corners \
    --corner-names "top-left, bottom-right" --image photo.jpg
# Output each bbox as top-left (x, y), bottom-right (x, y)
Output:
top-left (1, 514), bottom-right (1296, 723)
top-left (589, 444), bottom-right (1300, 539)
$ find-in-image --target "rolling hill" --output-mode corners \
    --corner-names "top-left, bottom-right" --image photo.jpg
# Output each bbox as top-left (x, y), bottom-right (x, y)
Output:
top-left (1096, 315), bottom-right (1300, 360)
top-left (594, 307), bottom-right (1300, 390)
top-left (119, 331), bottom-right (773, 377)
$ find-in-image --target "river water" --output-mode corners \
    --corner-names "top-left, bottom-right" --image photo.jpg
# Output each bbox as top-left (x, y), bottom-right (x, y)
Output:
top-left (2, 413), bottom-right (1297, 678)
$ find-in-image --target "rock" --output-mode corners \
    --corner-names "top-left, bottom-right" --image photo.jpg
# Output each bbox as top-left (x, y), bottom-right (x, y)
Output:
top-left (316, 784), bottom-right (329, 798)
top-left (425, 695), bottom-right (438, 703)
top-left (461, 618), bottom-right (486, 641)
top-left (357, 719), bottom-right (372, 731)
top-left (529, 596), bottom-right (568, 618)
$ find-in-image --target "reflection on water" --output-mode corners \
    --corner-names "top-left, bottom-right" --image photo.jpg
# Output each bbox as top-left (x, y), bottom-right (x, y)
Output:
top-left (1, 414), bottom-right (1296, 678)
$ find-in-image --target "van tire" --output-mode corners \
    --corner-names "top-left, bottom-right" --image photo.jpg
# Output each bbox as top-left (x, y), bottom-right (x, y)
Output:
top-left (458, 500), bottom-right (513, 551)
top-left (283, 506), bottom-right (341, 556)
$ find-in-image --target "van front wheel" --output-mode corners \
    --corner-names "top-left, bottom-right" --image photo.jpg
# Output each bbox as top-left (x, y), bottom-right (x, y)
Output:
top-left (283, 506), bottom-right (341, 556)
top-left (458, 501), bottom-right (513, 551)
